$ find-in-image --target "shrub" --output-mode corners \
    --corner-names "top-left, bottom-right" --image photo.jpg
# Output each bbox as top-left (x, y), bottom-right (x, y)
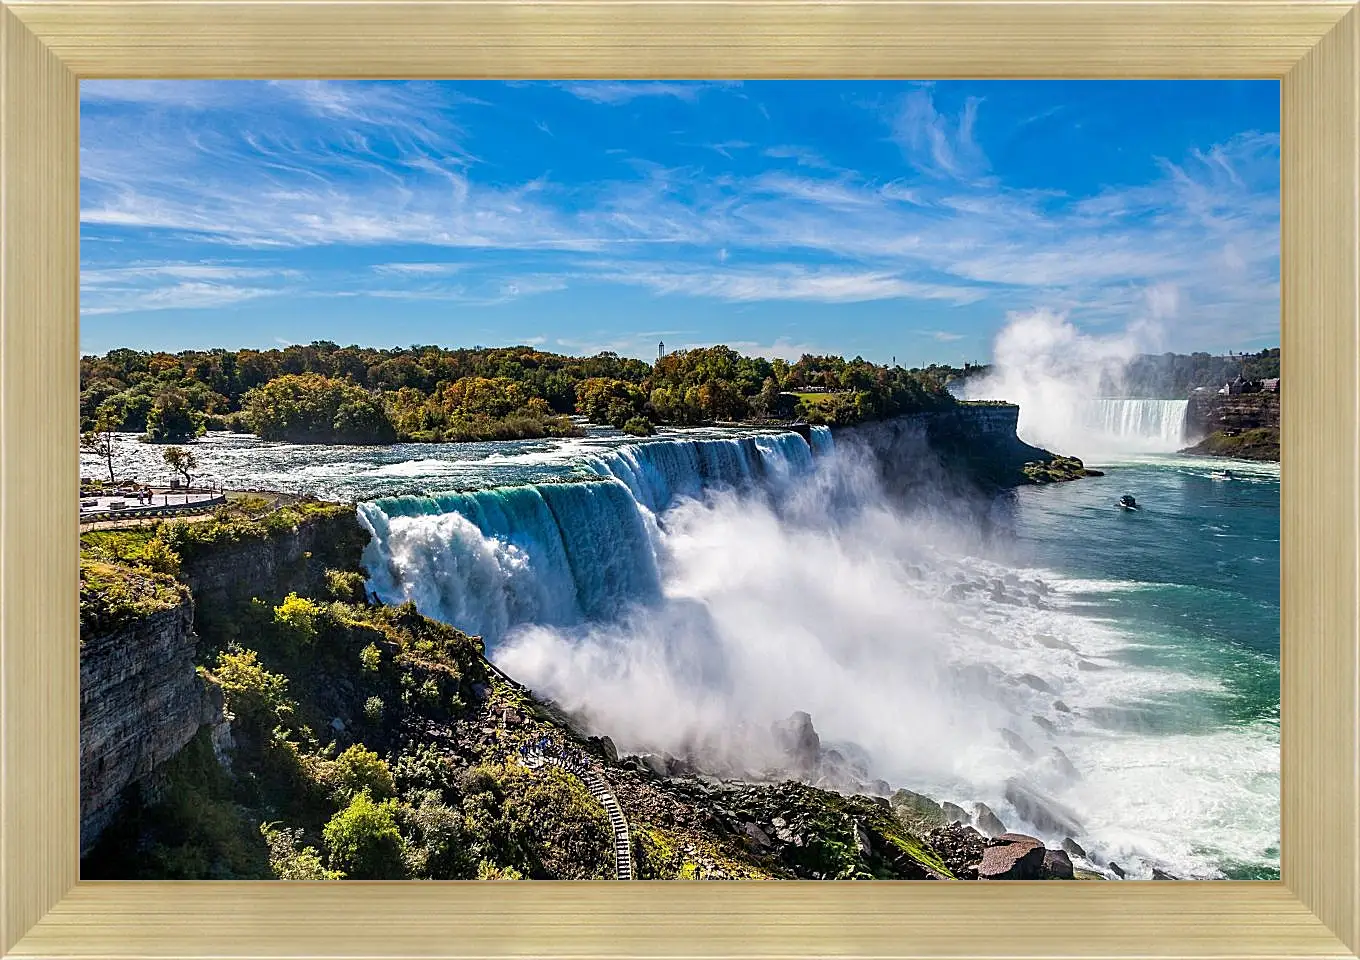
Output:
top-left (477, 860), bottom-right (524, 880)
top-left (327, 744), bottom-right (396, 802)
top-left (137, 537), bottom-right (182, 577)
top-left (359, 643), bottom-right (382, 672)
top-left (260, 822), bottom-right (343, 880)
top-left (213, 649), bottom-right (293, 722)
top-left (325, 569), bottom-right (368, 603)
top-left (621, 416), bottom-right (656, 437)
top-left (273, 593), bottom-right (322, 647)
top-left (322, 793), bottom-right (408, 880)
top-left (362, 696), bottom-right (384, 723)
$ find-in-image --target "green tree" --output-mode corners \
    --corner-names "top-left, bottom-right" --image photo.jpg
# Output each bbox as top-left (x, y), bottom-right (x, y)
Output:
top-left (322, 792), bottom-right (408, 880)
top-left (326, 744), bottom-right (397, 802)
top-left (576, 378), bottom-right (647, 428)
top-left (242, 374), bottom-right (396, 444)
top-left (81, 403), bottom-right (121, 483)
top-left (260, 822), bottom-right (343, 880)
top-left (162, 446), bottom-right (198, 488)
top-left (144, 387), bottom-right (205, 443)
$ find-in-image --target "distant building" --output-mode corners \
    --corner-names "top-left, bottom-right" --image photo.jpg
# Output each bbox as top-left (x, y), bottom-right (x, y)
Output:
top-left (1262, 378), bottom-right (1280, 393)
top-left (1220, 376), bottom-right (1249, 396)
top-left (658, 340), bottom-right (665, 360)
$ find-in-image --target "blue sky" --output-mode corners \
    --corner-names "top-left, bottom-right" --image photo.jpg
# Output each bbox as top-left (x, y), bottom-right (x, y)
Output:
top-left (79, 80), bottom-right (1280, 364)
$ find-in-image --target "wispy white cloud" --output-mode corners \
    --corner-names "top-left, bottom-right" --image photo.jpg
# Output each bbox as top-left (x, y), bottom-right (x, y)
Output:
top-left (556, 81), bottom-right (733, 105)
top-left (891, 87), bottom-right (988, 181)
top-left (371, 262), bottom-right (467, 276)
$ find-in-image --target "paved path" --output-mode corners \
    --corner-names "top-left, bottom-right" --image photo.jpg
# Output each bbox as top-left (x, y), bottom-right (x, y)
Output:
top-left (80, 488), bottom-right (225, 524)
top-left (521, 744), bottom-right (633, 880)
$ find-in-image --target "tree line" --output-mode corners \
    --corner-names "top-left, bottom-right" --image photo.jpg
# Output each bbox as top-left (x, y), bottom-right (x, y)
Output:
top-left (80, 342), bottom-right (961, 445)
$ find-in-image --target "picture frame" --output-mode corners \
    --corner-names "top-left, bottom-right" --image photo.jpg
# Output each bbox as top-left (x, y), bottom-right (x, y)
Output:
top-left (2, 1), bottom-right (1356, 957)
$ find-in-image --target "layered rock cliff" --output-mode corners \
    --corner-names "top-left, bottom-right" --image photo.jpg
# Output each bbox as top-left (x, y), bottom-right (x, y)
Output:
top-left (80, 592), bottom-right (219, 855)
top-left (79, 503), bottom-right (369, 856)
top-left (832, 402), bottom-right (1093, 499)
top-left (1182, 392), bottom-right (1280, 461)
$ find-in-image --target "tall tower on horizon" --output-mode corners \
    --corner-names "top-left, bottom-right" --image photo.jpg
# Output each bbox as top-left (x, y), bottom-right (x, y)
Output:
top-left (658, 340), bottom-right (665, 360)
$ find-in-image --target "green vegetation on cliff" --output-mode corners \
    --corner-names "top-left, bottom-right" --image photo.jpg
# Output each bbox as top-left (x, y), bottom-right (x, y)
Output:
top-left (1180, 428), bottom-right (1280, 462)
top-left (79, 559), bottom-right (188, 634)
top-left (80, 501), bottom-right (958, 882)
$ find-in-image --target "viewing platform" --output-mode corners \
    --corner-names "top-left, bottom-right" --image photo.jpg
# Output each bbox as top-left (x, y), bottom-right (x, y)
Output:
top-left (79, 484), bottom-right (227, 526)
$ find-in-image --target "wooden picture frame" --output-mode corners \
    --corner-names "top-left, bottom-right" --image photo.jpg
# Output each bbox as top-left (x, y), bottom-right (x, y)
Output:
top-left (2, 1), bottom-right (1356, 957)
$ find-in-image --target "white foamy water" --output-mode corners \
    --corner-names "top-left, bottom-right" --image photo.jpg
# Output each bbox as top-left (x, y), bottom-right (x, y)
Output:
top-left (359, 428), bottom-right (1279, 880)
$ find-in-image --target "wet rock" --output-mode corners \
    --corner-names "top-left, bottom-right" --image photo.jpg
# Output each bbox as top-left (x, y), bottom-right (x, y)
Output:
top-left (1077, 659), bottom-right (1106, 672)
top-left (890, 788), bottom-right (946, 829)
top-left (1053, 700), bottom-right (1073, 714)
top-left (924, 823), bottom-right (987, 878)
top-left (973, 802), bottom-right (1006, 838)
top-left (595, 736), bottom-right (618, 763)
top-left (869, 778), bottom-right (892, 798)
top-left (1004, 779), bottom-right (1084, 837)
top-left (1061, 837), bottom-right (1087, 859)
top-left (1048, 747), bottom-right (1081, 782)
top-left (1001, 728), bottom-right (1037, 760)
top-left (1042, 848), bottom-right (1074, 879)
top-left (1032, 714), bottom-right (1057, 735)
top-left (638, 753), bottom-right (669, 777)
top-left (743, 822), bottom-right (773, 849)
top-left (941, 801), bottom-right (970, 826)
top-left (1017, 673), bottom-right (1055, 694)
top-left (854, 820), bottom-right (873, 859)
top-left (1109, 861), bottom-right (1126, 878)
top-left (978, 833), bottom-right (1047, 880)
top-left (1035, 633), bottom-right (1074, 651)
top-left (1151, 868), bottom-right (1178, 880)
top-left (772, 711), bottom-right (821, 773)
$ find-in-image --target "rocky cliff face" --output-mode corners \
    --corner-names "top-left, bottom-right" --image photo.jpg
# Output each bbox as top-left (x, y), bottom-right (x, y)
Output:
top-left (1182, 393), bottom-right (1280, 461)
top-left (80, 598), bottom-right (220, 855)
top-left (80, 507), bottom-right (369, 856)
top-left (833, 403), bottom-right (1083, 499)
top-left (181, 510), bottom-right (368, 613)
top-left (1186, 392), bottom-right (1280, 438)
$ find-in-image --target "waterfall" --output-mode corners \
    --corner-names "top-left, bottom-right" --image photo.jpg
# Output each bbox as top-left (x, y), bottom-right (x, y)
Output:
top-left (358, 430), bottom-right (823, 642)
top-left (1078, 399), bottom-right (1189, 452)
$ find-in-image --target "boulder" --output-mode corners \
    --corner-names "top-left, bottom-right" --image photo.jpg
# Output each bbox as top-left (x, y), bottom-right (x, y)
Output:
top-left (1047, 747), bottom-right (1081, 782)
top-left (941, 801), bottom-right (970, 825)
top-left (598, 735), bottom-right (619, 763)
top-left (1004, 779), bottom-right (1084, 837)
top-left (1042, 848), bottom-right (1074, 879)
top-left (1061, 837), bottom-right (1087, 859)
top-left (853, 820), bottom-right (873, 859)
top-left (772, 711), bottom-right (821, 773)
top-left (743, 822), bottom-right (773, 849)
top-left (891, 788), bottom-right (946, 829)
top-left (1032, 714), bottom-right (1057, 735)
top-left (1001, 728), bottom-right (1037, 760)
top-left (1017, 673), bottom-right (1055, 694)
top-left (638, 753), bottom-right (669, 777)
top-left (1109, 861), bottom-right (1126, 878)
top-left (973, 802), bottom-right (1007, 838)
top-left (978, 833), bottom-right (1047, 880)
top-left (1053, 700), bottom-right (1073, 714)
top-left (1151, 868), bottom-right (1178, 880)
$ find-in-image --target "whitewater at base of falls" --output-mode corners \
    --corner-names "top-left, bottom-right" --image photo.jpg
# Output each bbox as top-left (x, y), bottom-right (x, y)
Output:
top-left (358, 424), bottom-right (1279, 881)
